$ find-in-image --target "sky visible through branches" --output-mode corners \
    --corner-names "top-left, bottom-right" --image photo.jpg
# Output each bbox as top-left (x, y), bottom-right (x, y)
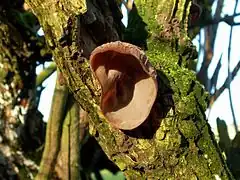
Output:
top-left (193, 0), bottom-right (240, 139)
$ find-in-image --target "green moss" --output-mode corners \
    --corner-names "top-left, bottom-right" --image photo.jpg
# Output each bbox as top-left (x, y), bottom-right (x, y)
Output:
top-left (113, 155), bottom-right (136, 170)
top-left (25, 0), bottom-right (233, 178)
top-left (134, 0), bottom-right (161, 33)
top-left (177, 95), bottom-right (197, 118)
top-left (136, 139), bottom-right (152, 150)
top-left (124, 169), bottom-right (143, 179)
top-left (147, 40), bottom-right (179, 66)
top-left (178, 120), bottom-right (199, 139)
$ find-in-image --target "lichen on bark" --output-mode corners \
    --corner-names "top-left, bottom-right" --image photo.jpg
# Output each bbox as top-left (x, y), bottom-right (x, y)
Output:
top-left (0, 1), bottom-right (48, 178)
top-left (25, 0), bottom-right (234, 179)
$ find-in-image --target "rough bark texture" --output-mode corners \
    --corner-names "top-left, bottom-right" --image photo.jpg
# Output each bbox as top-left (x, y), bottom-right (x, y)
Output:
top-left (0, 1), bottom-right (47, 179)
top-left (25, 0), bottom-right (234, 179)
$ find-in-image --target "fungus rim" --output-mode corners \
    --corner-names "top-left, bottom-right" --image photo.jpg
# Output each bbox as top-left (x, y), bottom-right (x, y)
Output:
top-left (90, 41), bottom-right (158, 130)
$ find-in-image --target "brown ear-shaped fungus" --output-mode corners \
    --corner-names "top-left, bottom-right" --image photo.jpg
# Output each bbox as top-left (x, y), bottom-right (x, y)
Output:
top-left (90, 41), bottom-right (158, 130)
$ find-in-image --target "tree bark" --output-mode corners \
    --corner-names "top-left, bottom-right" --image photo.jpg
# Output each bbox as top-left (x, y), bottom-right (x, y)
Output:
top-left (25, 0), bottom-right (234, 179)
top-left (0, 1), bottom-right (47, 178)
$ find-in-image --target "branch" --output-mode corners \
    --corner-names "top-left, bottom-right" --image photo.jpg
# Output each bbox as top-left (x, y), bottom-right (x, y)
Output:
top-left (210, 60), bottom-right (240, 106)
top-left (190, 13), bottom-right (240, 29)
top-left (36, 72), bottom-right (69, 180)
top-left (54, 95), bottom-right (80, 179)
top-left (210, 53), bottom-right (222, 92)
top-left (36, 63), bottom-right (56, 87)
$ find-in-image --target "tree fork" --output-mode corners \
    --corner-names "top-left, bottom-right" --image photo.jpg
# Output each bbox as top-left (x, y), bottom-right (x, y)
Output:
top-left (26, 0), bottom-right (234, 179)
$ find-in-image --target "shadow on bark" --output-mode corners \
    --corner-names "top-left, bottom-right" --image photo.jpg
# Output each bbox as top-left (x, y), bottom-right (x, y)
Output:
top-left (81, 136), bottom-right (121, 179)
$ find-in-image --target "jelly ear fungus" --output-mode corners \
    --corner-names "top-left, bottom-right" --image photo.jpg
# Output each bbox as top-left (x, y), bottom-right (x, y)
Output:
top-left (90, 41), bottom-right (158, 130)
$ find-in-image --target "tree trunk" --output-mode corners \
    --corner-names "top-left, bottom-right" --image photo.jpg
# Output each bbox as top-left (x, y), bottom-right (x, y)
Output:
top-left (36, 72), bottom-right (82, 180)
top-left (25, 0), bottom-right (234, 179)
top-left (0, 1), bottom-right (47, 179)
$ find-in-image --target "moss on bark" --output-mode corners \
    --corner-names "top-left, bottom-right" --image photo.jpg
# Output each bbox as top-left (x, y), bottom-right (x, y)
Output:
top-left (25, 0), bottom-right (234, 179)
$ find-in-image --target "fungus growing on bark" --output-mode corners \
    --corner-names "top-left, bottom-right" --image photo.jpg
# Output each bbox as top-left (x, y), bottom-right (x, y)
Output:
top-left (90, 41), bottom-right (158, 130)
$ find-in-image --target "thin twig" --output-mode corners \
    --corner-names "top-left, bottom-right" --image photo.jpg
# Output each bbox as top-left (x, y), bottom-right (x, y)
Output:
top-left (189, 12), bottom-right (240, 29)
top-left (210, 60), bottom-right (240, 106)
top-left (227, 0), bottom-right (239, 133)
top-left (36, 63), bottom-right (57, 87)
top-left (210, 53), bottom-right (222, 92)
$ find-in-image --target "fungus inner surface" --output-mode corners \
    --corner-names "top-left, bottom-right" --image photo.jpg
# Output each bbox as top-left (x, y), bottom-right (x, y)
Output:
top-left (92, 50), bottom-right (157, 129)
